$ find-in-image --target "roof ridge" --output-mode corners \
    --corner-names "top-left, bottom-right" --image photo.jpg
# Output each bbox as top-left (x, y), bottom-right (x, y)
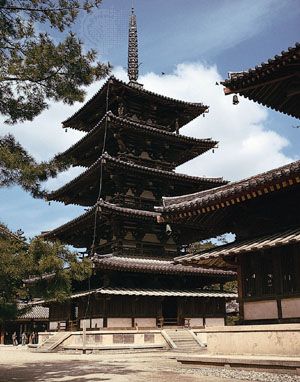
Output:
top-left (160, 159), bottom-right (300, 210)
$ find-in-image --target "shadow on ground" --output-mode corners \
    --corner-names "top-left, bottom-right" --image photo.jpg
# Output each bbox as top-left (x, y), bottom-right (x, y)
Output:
top-left (0, 359), bottom-right (142, 382)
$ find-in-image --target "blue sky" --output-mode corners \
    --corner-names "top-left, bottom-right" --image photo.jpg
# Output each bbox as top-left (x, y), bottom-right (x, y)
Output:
top-left (1, 0), bottom-right (299, 238)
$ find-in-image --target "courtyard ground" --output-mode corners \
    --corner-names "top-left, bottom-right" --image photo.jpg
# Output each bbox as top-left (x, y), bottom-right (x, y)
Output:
top-left (0, 346), bottom-right (299, 382)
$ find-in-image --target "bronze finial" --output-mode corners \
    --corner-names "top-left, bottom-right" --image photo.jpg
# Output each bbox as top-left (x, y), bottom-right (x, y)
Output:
top-left (128, 7), bottom-right (139, 83)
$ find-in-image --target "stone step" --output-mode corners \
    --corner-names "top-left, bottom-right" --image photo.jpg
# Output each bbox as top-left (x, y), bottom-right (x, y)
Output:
top-left (164, 328), bottom-right (202, 352)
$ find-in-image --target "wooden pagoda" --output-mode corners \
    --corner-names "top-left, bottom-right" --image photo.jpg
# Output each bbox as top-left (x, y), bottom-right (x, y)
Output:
top-left (43, 9), bottom-right (236, 330)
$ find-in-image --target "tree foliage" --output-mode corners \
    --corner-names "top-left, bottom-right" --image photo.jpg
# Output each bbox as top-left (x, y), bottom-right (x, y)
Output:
top-left (0, 224), bottom-right (92, 323)
top-left (0, 0), bottom-right (111, 194)
top-left (0, 0), bottom-right (110, 123)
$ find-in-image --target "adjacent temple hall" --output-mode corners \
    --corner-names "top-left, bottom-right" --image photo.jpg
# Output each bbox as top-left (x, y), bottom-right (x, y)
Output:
top-left (43, 9), bottom-right (235, 331)
top-left (161, 43), bottom-right (300, 326)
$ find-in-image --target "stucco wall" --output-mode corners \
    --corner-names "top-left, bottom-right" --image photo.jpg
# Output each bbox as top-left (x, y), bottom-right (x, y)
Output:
top-left (244, 300), bottom-right (278, 320)
top-left (196, 324), bottom-right (300, 356)
top-left (281, 298), bottom-right (300, 319)
top-left (39, 330), bottom-right (168, 349)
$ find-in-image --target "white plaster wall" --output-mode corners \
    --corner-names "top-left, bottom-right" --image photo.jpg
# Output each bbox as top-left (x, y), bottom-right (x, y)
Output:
top-left (188, 318), bottom-right (204, 327)
top-left (134, 318), bottom-right (156, 328)
top-left (91, 318), bottom-right (104, 328)
top-left (205, 318), bottom-right (225, 327)
top-left (281, 298), bottom-right (300, 318)
top-left (107, 318), bottom-right (132, 328)
top-left (199, 324), bottom-right (300, 356)
top-left (244, 300), bottom-right (278, 320)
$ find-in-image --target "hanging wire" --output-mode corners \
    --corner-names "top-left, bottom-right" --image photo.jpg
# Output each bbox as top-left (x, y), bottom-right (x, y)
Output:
top-left (84, 79), bottom-right (111, 320)
top-left (90, 79), bottom-right (111, 256)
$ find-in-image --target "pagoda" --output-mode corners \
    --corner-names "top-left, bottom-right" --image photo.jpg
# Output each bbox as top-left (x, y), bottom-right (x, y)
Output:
top-left (43, 9), bottom-right (235, 330)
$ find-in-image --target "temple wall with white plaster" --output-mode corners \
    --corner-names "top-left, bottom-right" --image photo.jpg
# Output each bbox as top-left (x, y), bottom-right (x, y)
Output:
top-left (195, 324), bottom-right (300, 356)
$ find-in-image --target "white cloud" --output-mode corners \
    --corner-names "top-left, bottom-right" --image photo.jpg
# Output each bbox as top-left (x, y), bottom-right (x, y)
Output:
top-left (1, 62), bottom-right (296, 187)
top-left (139, 63), bottom-right (296, 181)
top-left (0, 62), bottom-right (297, 237)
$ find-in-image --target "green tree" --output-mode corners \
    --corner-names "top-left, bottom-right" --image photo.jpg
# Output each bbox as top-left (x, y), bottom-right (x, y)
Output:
top-left (0, 0), bottom-right (111, 194)
top-left (0, 223), bottom-right (92, 323)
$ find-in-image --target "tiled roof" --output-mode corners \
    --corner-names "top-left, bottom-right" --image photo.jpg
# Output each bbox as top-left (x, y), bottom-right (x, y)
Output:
top-left (222, 43), bottom-right (300, 119)
top-left (57, 111), bottom-right (217, 165)
top-left (48, 153), bottom-right (226, 202)
top-left (63, 76), bottom-right (208, 130)
top-left (92, 254), bottom-right (235, 277)
top-left (42, 200), bottom-right (159, 240)
top-left (68, 287), bottom-right (237, 299)
top-left (175, 227), bottom-right (300, 268)
top-left (157, 160), bottom-right (300, 215)
top-left (18, 304), bottom-right (49, 319)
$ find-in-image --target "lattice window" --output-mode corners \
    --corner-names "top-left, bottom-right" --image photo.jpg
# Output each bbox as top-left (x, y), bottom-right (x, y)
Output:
top-left (281, 249), bottom-right (297, 294)
top-left (244, 256), bottom-right (257, 297)
top-left (261, 255), bottom-right (274, 296)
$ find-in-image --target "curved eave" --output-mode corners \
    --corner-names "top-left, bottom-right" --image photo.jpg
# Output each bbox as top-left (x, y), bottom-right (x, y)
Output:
top-left (92, 255), bottom-right (236, 277)
top-left (62, 76), bottom-right (208, 131)
top-left (47, 153), bottom-right (227, 204)
top-left (175, 227), bottom-right (300, 268)
top-left (57, 112), bottom-right (218, 165)
top-left (221, 42), bottom-right (300, 119)
top-left (42, 201), bottom-right (159, 241)
top-left (157, 159), bottom-right (300, 218)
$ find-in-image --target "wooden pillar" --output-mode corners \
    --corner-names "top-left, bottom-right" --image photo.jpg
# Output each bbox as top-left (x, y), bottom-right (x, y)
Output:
top-left (274, 247), bottom-right (283, 321)
top-left (237, 254), bottom-right (244, 321)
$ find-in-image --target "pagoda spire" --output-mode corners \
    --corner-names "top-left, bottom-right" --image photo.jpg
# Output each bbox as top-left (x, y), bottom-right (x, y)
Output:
top-left (128, 7), bottom-right (139, 84)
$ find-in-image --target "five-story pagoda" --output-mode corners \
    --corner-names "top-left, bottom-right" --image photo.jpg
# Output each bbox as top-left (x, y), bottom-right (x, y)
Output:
top-left (43, 9), bottom-right (235, 330)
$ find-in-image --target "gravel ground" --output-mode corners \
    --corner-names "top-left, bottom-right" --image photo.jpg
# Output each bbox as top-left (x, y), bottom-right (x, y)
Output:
top-left (175, 366), bottom-right (300, 382)
top-left (0, 346), bottom-right (299, 382)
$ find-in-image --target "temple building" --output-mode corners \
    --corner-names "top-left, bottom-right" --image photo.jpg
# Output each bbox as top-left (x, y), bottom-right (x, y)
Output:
top-left (42, 9), bottom-right (235, 330)
top-left (157, 43), bottom-right (300, 327)
top-left (222, 43), bottom-right (300, 119)
top-left (158, 160), bottom-right (300, 324)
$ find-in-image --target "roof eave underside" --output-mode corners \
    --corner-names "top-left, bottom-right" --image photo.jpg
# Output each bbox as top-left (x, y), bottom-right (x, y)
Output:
top-left (57, 112), bottom-right (217, 161)
top-left (92, 255), bottom-right (235, 277)
top-left (48, 154), bottom-right (227, 202)
top-left (158, 159), bottom-right (300, 214)
top-left (62, 76), bottom-right (208, 130)
top-left (175, 226), bottom-right (300, 267)
top-left (221, 43), bottom-right (300, 119)
top-left (42, 201), bottom-right (159, 241)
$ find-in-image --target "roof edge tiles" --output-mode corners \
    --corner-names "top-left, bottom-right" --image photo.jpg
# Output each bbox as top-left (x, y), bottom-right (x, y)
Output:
top-left (222, 42), bottom-right (300, 87)
top-left (175, 226), bottom-right (300, 268)
top-left (63, 76), bottom-right (208, 130)
top-left (221, 43), bottom-right (300, 119)
top-left (157, 159), bottom-right (300, 214)
top-left (31, 287), bottom-right (237, 304)
top-left (92, 254), bottom-right (236, 276)
top-left (48, 153), bottom-right (227, 202)
top-left (57, 111), bottom-right (217, 161)
top-left (42, 200), bottom-right (159, 240)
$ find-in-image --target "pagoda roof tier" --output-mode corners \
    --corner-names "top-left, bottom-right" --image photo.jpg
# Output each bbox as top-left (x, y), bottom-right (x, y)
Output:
top-left (58, 112), bottom-right (217, 168)
top-left (62, 76), bottom-right (208, 132)
top-left (48, 153), bottom-right (227, 206)
top-left (175, 227), bottom-right (300, 269)
top-left (42, 200), bottom-right (159, 248)
top-left (222, 43), bottom-right (300, 119)
top-left (92, 254), bottom-right (236, 277)
top-left (156, 160), bottom-right (300, 242)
